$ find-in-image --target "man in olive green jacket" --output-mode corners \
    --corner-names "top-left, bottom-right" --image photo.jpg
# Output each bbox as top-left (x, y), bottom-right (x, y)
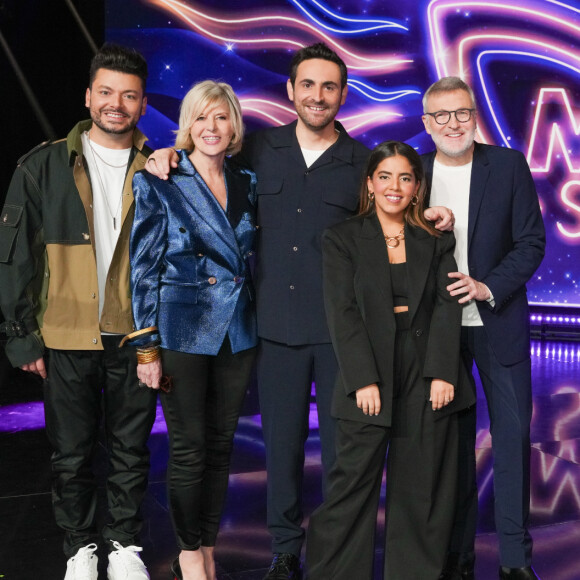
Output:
top-left (0, 44), bottom-right (156, 580)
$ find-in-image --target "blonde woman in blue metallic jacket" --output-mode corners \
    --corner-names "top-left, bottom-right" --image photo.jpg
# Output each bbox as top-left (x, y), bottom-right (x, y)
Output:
top-left (129, 80), bottom-right (257, 580)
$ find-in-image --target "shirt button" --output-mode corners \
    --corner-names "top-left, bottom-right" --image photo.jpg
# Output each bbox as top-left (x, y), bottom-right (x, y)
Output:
top-left (91, 293), bottom-right (96, 299)
top-left (415, 329), bottom-right (423, 337)
top-left (92, 338), bottom-right (98, 344)
top-left (208, 276), bottom-right (217, 285)
top-left (293, 246), bottom-right (298, 252)
top-left (290, 285), bottom-right (295, 290)
top-left (297, 208), bottom-right (302, 213)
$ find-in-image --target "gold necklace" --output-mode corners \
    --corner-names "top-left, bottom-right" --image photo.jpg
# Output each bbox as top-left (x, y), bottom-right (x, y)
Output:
top-left (383, 228), bottom-right (405, 248)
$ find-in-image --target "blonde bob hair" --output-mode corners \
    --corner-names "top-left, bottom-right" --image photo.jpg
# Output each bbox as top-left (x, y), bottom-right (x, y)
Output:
top-left (174, 80), bottom-right (244, 156)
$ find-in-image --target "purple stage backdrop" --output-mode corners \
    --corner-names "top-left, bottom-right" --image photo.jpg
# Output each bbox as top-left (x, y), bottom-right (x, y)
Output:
top-left (106, 0), bottom-right (580, 307)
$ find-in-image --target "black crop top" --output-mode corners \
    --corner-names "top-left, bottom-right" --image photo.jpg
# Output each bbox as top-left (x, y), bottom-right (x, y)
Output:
top-left (390, 262), bottom-right (408, 307)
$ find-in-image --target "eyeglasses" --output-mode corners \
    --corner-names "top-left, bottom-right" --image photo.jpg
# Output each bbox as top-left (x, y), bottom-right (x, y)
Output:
top-left (424, 108), bottom-right (475, 125)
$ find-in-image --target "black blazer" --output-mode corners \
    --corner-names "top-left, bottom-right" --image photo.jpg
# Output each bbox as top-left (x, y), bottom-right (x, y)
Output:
top-left (422, 143), bottom-right (545, 366)
top-left (322, 214), bottom-right (474, 427)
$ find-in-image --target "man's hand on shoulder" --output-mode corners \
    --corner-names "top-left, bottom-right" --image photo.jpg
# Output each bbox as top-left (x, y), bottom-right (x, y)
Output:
top-left (145, 148), bottom-right (179, 180)
top-left (21, 357), bottom-right (47, 379)
top-left (425, 206), bottom-right (455, 231)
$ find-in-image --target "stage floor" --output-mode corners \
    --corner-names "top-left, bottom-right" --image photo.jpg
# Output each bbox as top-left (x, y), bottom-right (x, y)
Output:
top-left (1, 339), bottom-right (579, 579)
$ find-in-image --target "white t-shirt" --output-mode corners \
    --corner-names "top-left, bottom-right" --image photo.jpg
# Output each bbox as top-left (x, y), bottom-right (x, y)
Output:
top-left (430, 159), bottom-right (483, 326)
top-left (301, 147), bottom-right (326, 167)
top-left (82, 131), bottom-right (131, 323)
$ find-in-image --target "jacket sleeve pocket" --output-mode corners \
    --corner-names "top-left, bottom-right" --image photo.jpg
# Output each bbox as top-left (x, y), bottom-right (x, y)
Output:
top-left (0, 205), bottom-right (23, 263)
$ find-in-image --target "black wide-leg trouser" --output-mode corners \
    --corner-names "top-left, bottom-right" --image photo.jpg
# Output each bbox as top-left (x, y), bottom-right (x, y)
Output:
top-left (306, 314), bottom-right (458, 580)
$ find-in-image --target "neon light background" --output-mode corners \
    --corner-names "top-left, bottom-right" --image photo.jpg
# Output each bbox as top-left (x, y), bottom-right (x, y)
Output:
top-left (107, 0), bottom-right (580, 307)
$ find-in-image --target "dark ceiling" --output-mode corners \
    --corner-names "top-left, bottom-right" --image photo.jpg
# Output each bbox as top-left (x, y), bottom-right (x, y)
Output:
top-left (0, 0), bottom-right (104, 203)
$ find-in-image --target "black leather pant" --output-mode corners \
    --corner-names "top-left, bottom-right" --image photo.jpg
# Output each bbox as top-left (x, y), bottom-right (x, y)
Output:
top-left (160, 339), bottom-right (256, 550)
top-left (44, 336), bottom-right (157, 558)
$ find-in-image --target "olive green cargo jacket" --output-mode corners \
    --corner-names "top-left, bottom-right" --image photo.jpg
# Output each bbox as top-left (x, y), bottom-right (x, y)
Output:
top-left (0, 120), bottom-right (151, 367)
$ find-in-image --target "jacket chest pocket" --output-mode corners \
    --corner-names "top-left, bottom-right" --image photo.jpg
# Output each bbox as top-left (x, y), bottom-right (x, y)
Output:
top-left (256, 178), bottom-right (283, 228)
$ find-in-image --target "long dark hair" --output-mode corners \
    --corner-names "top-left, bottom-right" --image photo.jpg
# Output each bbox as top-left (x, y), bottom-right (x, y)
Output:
top-left (358, 141), bottom-right (440, 237)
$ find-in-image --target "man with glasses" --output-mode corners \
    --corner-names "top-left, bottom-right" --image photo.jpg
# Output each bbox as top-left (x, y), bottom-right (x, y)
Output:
top-left (421, 77), bottom-right (545, 580)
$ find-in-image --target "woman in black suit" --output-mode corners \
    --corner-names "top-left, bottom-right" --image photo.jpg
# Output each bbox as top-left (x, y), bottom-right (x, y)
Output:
top-left (306, 141), bottom-right (473, 579)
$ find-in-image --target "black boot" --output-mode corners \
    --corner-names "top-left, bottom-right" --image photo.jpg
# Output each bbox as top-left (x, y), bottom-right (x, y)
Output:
top-left (263, 553), bottom-right (303, 580)
top-left (499, 566), bottom-right (539, 579)
top-left (439, 552), bottom-right (475, 580)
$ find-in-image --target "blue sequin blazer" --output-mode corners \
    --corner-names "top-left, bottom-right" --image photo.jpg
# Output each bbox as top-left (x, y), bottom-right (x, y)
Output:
top-left (130, 150), bottom-right (258, 355)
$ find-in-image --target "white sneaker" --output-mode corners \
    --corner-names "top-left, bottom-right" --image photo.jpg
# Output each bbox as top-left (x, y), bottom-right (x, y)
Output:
top-left (107, 540), bottom-right (150, 580)
top-left (64, 544), bottom-right (98, 580)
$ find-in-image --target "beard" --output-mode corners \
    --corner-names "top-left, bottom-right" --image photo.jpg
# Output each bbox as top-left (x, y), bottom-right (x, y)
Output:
top-left (430, 126), bottom-right (476, 160)
top-left (294, 100), bottom-right (339, 132)
top-left (90, 108), bottom-right (138, 135)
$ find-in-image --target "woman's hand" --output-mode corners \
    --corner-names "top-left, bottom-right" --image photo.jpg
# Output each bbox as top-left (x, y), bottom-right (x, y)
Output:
top-left (430, 379), bottom-right (454, 410)
top-left (137, 359), bottom-right (163, 390)
top-left (356, 384), bottom-right (381, 416)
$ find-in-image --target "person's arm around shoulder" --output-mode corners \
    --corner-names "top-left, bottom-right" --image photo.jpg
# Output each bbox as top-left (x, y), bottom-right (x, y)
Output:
top-left (144, 148), bottom-right (179, 180)
top-left (424, 206), bottom-right (455, 231)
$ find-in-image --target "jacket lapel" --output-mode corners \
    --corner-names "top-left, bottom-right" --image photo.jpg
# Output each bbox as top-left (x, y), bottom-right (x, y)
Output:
top-left (405, 224), bottom-right (435, 323)
top-left (171, 152), bottom-right (242, 263)
top-left (357, 216), bottom-right (436, 324)
top-left (358, 215), bottom-right (393, 306)
top-left (467, 143), bottom-right (490, 247)
top-left (224, 164), bottom-right (251, 228)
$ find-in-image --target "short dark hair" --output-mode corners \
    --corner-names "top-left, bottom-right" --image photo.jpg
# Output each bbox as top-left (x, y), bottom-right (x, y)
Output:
top-left (289, 42), bottom-right (347, 88)
top-left (358, 140), bottom-right (440, 237)
top-left (89, 43), bottom-right (148, 91)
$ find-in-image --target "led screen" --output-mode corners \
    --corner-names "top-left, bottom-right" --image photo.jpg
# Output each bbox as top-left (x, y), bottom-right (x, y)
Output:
top-left (107, 0), bottom-right (580, 307)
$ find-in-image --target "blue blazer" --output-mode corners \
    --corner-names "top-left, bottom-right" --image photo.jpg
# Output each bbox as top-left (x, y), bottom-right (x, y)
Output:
top-left (130, 150), bottom-right (258, 355)
top-left (422, 143), bottom-right (545, 366)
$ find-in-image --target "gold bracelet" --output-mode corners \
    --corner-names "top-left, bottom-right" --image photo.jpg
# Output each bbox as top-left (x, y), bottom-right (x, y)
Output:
top-left (136, 346), bottom-right (159, 354)
top-left (136, 348), bottom-right (160, 364)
